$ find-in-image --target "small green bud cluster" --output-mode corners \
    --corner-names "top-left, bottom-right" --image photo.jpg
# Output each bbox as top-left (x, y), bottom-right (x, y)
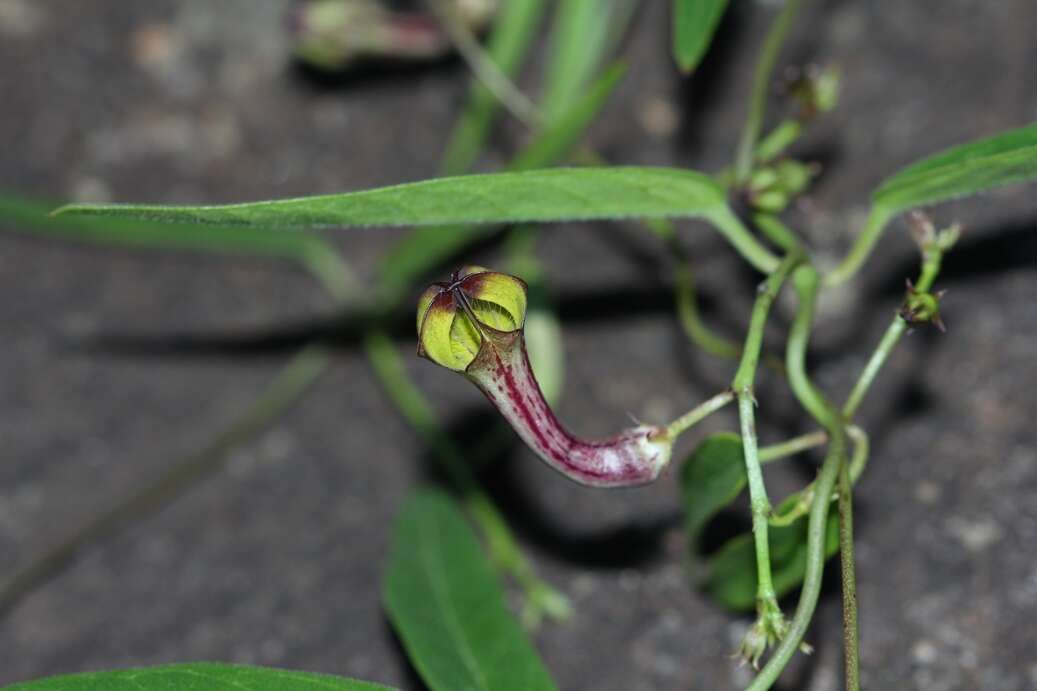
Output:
top-left (747, 159), bottom-right (819, 213)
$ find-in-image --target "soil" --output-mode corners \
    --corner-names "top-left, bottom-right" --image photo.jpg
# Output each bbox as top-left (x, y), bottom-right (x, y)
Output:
top-left (1, 1), bottom-right (1036, 690)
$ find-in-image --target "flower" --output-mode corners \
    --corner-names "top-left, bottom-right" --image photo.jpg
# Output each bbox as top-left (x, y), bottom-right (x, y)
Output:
top-left (417, 266), bottom-right (672, 487)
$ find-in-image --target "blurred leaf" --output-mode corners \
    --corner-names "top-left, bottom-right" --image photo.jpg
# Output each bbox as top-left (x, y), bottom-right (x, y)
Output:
top-left (680, 433), bottom-right (747, 551)
top-left (384, 489), bottom-right (558, 691)
top-left (523, 306), bottom-right (564, 405)
top-left (4, 663), bottom-right (393, 691)
top-left (441, 0), bottom-right (548, 176)
top-left (55, 167), bottom-right (727, 230)
top-left (0, 193), bottom-right (352, 300)
top-left (874, 121), bottom-right (1037, 212)
top-left (540, 0), bottom-right (637, 119)
top-left (702, 496), bottom-right (840, 612)
top-left (672, 0), bottom-right (730, 72)
top-left (377, 63), bottom-right (627, 304)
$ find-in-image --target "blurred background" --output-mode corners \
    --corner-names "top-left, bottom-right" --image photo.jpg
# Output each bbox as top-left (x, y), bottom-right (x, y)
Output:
top-left (1, 1), bottom-right (1036, 689)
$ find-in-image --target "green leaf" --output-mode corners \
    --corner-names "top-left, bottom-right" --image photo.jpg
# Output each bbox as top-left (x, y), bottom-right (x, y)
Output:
top-left (672, 0), bottom-right (730, 73)
top-left (828, 122), bottom-right (1037, 284)
top-left (440, 0), bottom-right (548, 176)
top-left (0, 193), bottom-right (353, 301)
top-left (874, 121), bottom-right (1037, 212)
top-left (384, 489), bottom-right (558, 691)
top-left (54, 167), bottom-right (727, 230)
top-left (540, 0), bottom-right (637, 120)
top-left (376, 64), bottom-right (627, 305)
top-left (701, 497), bottom-right (840, 612)
top-left (679, 433), bottom-right (747, 551)
top-left (3, 663), bottom-right (394, 691)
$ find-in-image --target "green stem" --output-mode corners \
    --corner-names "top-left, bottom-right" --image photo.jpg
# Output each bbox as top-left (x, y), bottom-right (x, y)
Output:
top-left (755, 119), bottom-right (804, 164)
top-left (731, 252), bottom-right (802, 616)
top-left (734, 0), bottom-right (809, 182)
top-left (749, 263), bottom-right (846, 691)
top-left (758, 430), bottom-right (828, 463)
top-left (842, 235), bottom-right (945, 419)
top-left (363, 329), bottom-right (570, 623)
top-left (824, 204), bottom-right (895, 286)
top-left (838, 459), bottom-right (861, 691)
top-left (426, 0), bottom-right (543, 128)
top-left (666, 390), bottom-right (736, 440)
top-left (674, 263), bottom-right (744, 360)
top-left (707, 206), bottom-right (782, 274)
top-left (0, 345), bottom-right (330, 617)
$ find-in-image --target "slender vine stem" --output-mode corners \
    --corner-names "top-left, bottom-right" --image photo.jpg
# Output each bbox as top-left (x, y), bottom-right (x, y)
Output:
top-left (758, 430), bottom-right (828, 463)
top-left (730, 252), bottom-right (802, 623)
top-left (838, 459), bottom-right (861, 691)
top-left (666, 389), bottom-right (736, 439)
top-left (843, 239), bottom-right (946, 418)
top-left (425, 0), bottom-right (543, 128)
top-left (734, 0), bottom-right (810, 182)
top-left (749, 263), bottom-right (847, 691)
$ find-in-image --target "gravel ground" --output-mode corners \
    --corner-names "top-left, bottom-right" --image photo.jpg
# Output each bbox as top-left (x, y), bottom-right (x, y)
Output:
top-left (1, 1), bottom-right (1036, 690)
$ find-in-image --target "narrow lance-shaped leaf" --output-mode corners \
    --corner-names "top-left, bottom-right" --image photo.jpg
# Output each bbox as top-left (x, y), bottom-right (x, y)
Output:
top-left (3, 663), bottom-right (394, 691)
top-left (702, 496), bottom-right (840, 612)
top-left (672, 0), bottom-right (730, 73)
top-left (440, 0), bottom-right (548, 176)
top-left (680, 433), bottom-right (747, 552)
top-left (384, 489), bottom-right (559, 691)
top-left (377, 63), bottom-right (627, 304)
top-left (0, 194), bottom-right (352, 301)
top-left (830, 122), bottom-right (1037, 283)
top-left (55, 167), bottom-right (778, 273)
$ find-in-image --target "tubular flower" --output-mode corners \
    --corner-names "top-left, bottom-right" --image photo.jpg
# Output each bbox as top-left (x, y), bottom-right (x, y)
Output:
top-left (417, 266), bottom-right (672, 488)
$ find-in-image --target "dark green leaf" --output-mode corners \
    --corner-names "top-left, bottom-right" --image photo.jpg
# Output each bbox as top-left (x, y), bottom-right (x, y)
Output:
top-left (874, 122), bottom-right (1037, 212)
top-left (680, 433), bottom-right (747, 551)
top-left (702, 497), bottom-right (840, 612)
top-left (3, 663), bottom-right (393, 691)
top-left (384, 489), bottom-right (558, 691)
top-left (54, 167), bottom-right (727, 230)
top-left (540, 0), bottom-right (637, 119)
top-left (672, 0), bottom-right (730, 73)
top-left (440, 0), bottom-right (548, 176)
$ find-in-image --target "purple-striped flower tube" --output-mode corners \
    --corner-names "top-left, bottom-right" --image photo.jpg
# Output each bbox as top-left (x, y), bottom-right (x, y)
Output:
top-left (417, 266), bottom-right (672, 488)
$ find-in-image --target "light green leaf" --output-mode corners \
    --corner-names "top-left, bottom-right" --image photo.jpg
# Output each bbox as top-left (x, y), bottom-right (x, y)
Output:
top-left (702, 497), bottom-right (840, 612)
top-left (830, 122), bottom-right (1037, 284)
top-left (0, 193), bottom-right (353, 301)
top-left (54, 167), bottom-right (726, 229)
top-left (384, 489), bottom-right (558, 691)
top-left (540, 0), bottom-right (637, 120)
top-left (376, 64), bottom-right (627, 304)
top-left (679, 433), bottom-right (747, 550)
top-left (440, 0), bottom-right (548, 176)
top-left (3, 663), bottom-right (394, 691)
top-left (672, 0), bottom-right (730, 73)
top-left (874, 121), bottom-right (1037, 212)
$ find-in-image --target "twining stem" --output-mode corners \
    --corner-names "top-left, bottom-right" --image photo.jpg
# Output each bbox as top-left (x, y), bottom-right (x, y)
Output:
top-left (731, 252), bottom-right (802, 616)
top-left (666, 389), bottom-right (736, 439)
top-left (843, 240), bottom-right (945, 418)
top-left (734, 0), bottom-right (810, 182)
top-left (363, 329), bottom-right (570, 623)
top-left (0, 345), bottom-right (330, 617)
top-left (675, 263), bottom-right (744, 359)
top-left (749, 263), bottom-right (847, 691)
top-left (838, 459), bottom-right (861, 691)
top-left (758, 430), bottom-right (828, 463)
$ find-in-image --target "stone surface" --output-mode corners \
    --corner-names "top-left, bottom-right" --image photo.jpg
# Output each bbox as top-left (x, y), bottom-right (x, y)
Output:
top-left (1, 1), bottom-right (1036, 690)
